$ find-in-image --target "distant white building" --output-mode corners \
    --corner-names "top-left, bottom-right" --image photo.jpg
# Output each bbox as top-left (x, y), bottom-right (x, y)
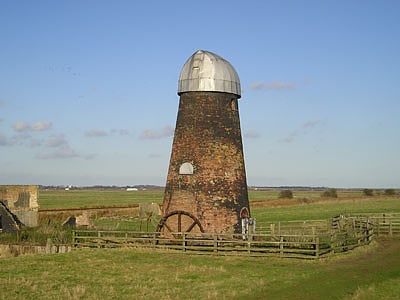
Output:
top-left (126, 188), bottom-right (138, 191)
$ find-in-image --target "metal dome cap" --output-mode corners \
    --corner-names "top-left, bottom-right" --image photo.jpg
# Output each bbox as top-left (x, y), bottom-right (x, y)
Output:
top-left (178, 50), bottom-right (241, 98)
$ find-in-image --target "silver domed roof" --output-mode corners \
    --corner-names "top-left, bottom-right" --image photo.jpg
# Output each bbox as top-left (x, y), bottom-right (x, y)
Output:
top-left (178, 50), bottom-right (241, 98)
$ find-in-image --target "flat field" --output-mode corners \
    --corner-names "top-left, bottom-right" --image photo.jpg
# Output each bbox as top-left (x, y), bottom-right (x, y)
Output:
top-left (2, 188), bottom-right (399, 299)
top-left (39, 189), bottom-right (164, 209)
top-left (39, 188), bottom-right (400, 223)
top-left (1, 238), bottom-right (400, 299)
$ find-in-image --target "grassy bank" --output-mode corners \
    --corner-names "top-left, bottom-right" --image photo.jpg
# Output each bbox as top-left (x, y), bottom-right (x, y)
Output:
top-left (1, 238), bottom-right (400, 299)
top-left (2, 189), bottom-right (400, 299)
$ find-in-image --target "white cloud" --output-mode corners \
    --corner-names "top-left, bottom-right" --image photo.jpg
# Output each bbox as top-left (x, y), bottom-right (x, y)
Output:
top-left (140, 125), bottom-right (174, 139)
top-left (85, 129), bottom-right (109, 137)
top-left (29, 139), bottom-right (43, 148)
top-left (2, 122), bottom-right (93, 159)
top-left (280, 120), bottom-right (322, 143)
top-left (39, 133), bottom-right (96, 160)
top-left (11, 121), bottom-right (52, 132)
top-left (303, 120), bottom-right (321, 129)
top-left (31, 121), bottom-right (52, 131)
top-left (36, 146), bottom-right (80, 159)
top-left (10, 133), bottom-right (32, 146)
top-left (85, 128), bottom-right (130, 137)
top-left (12, 121), bottom-right (31, 132)
top-left (250, 81), bottom-right (296, 90)
top-left (46, 134), bottom-right (68, 148)
top-left (110, 128), bottom-right (130, 136)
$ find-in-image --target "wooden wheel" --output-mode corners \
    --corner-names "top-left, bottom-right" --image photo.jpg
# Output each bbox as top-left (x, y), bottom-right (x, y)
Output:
top-left (157, 210), bottom-right (204, 234)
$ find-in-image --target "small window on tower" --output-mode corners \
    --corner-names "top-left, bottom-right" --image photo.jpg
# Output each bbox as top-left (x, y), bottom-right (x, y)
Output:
top-left (231, 99), bottom-right (237, 111)
top-left (179, 162), bottom-right (194, 175)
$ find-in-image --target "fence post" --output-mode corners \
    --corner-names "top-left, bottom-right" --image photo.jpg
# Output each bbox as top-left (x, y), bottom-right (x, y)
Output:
top-left (248, 232), bottom-right (252, 254)
top-left (368, 220), bottom-right (373, 242)
top-left (280, 236), bottom-right (284, 257)
top-left (315, 237), bottom-right (320, 258)
top-left (153, 232), bottom-right (157, 248)
top-left (278, 222), bottom-right (281, 236)
top-left (213, 234), bottom-right (218, 253)
top-left (97, 231), bottom-right (101, 248)
top-left (389, 219), bottom-right (393, 236)
top-left (182, 232), bottom-right (186, 252)
top-left (330, 232), bottom-right (335, 254)
top-left (376, 217), bottom-right (380, 237)
top-left (71, 230), bottom-right (75, 247)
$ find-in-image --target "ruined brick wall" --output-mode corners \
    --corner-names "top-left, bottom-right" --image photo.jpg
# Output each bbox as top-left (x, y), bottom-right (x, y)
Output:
top-left (0, 185), bottom-right (39, 227)
top-left (0, 202), bottom-right (21, 233)
top-left (162, 91), bottom-right (250, 233)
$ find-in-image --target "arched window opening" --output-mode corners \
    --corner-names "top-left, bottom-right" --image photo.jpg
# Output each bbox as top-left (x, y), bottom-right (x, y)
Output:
top-left (179, 162), bottom-right (194, 175)
top-left (240, 207), bottom-right (249, 219)
top-left (231, 99), bottom-right (237, 111)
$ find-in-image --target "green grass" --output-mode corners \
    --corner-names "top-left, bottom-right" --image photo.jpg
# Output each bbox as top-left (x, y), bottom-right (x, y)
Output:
top-left (39, 188), bottom-right (399, 210)
top-left (252, 198), bottom-right (400, 223)
top-left (38, 189), bottom-right (400, 229)
top-left (39, 189), bottom-right (164, 209)
top-left (1, 238), bottom-right (400, 299)
top-left (92, 216), bottom-right (160, 231)
top-left (2, 189), bottom-right (400, 299)
top-left (248, 189), bottom-right (363, 200)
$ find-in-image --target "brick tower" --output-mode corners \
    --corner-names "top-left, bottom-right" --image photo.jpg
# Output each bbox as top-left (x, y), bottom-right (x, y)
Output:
top-left (158, 50), bottom-right (250, 234)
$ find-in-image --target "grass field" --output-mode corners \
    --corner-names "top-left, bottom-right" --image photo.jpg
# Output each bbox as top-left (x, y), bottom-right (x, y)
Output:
top-left (39, 189), bottom-right (163, 209)
top-left (39, 188), bottom-right (398, 207)
top-left (1, 188), bottom-right (399, 299)
top-left (1, 238), bottom-right (400, 299)
top-left (39, 188), bottom-right (400, 224)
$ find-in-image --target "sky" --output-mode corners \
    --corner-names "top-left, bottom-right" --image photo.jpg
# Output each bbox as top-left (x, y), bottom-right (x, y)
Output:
top-left (1, 0), bottom-right (399, 188)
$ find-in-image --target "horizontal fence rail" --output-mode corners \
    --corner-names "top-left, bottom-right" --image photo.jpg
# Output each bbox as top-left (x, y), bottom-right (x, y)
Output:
top-left (72, 230), bottom-right (372, 259)
top-left (347, 214), bottom-right (400, 237)
top-left (69, 214), bottom-right (400, 259)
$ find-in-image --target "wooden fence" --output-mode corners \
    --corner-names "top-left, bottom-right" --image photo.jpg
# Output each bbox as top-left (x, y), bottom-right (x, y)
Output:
top-left (72, 214), bottom-right (386, 259)
top-left (72, 230), bottom-right (373, 259)
top-left (347, 213), bottom-right (400, 236)
top-left (255, 213), bottom-right (400, 236)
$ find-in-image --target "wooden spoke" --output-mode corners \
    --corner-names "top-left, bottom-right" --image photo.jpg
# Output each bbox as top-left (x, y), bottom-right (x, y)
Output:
top-left (177, 212), bottom-right (182, 232)
top-left (186, 221), bottom-right (197, 232)
top-left (163, 222), bottom-right (173, 233)
top-left (157, 210), bottom-right (204, 236)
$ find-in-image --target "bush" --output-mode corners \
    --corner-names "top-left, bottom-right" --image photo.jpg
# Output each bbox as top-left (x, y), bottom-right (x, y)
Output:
top-left (321, 189), bottom-right (338, 198)
top-left (363, 189), bottom-right (374, 196)
top-left (384, 189), bottom-right (396, 196)
top-left (278, 190), bottom-right (293, 199)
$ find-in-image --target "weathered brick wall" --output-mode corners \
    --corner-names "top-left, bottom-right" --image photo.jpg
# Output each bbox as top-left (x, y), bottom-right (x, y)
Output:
top-left (162, 91), bottom-right (250, 233)
top-left (0, 185), bottom-right (39, 227)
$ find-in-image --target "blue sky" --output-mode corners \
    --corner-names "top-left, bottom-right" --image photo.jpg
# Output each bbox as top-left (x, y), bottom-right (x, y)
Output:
top-left (1, 0), bottom-right (399, 188)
